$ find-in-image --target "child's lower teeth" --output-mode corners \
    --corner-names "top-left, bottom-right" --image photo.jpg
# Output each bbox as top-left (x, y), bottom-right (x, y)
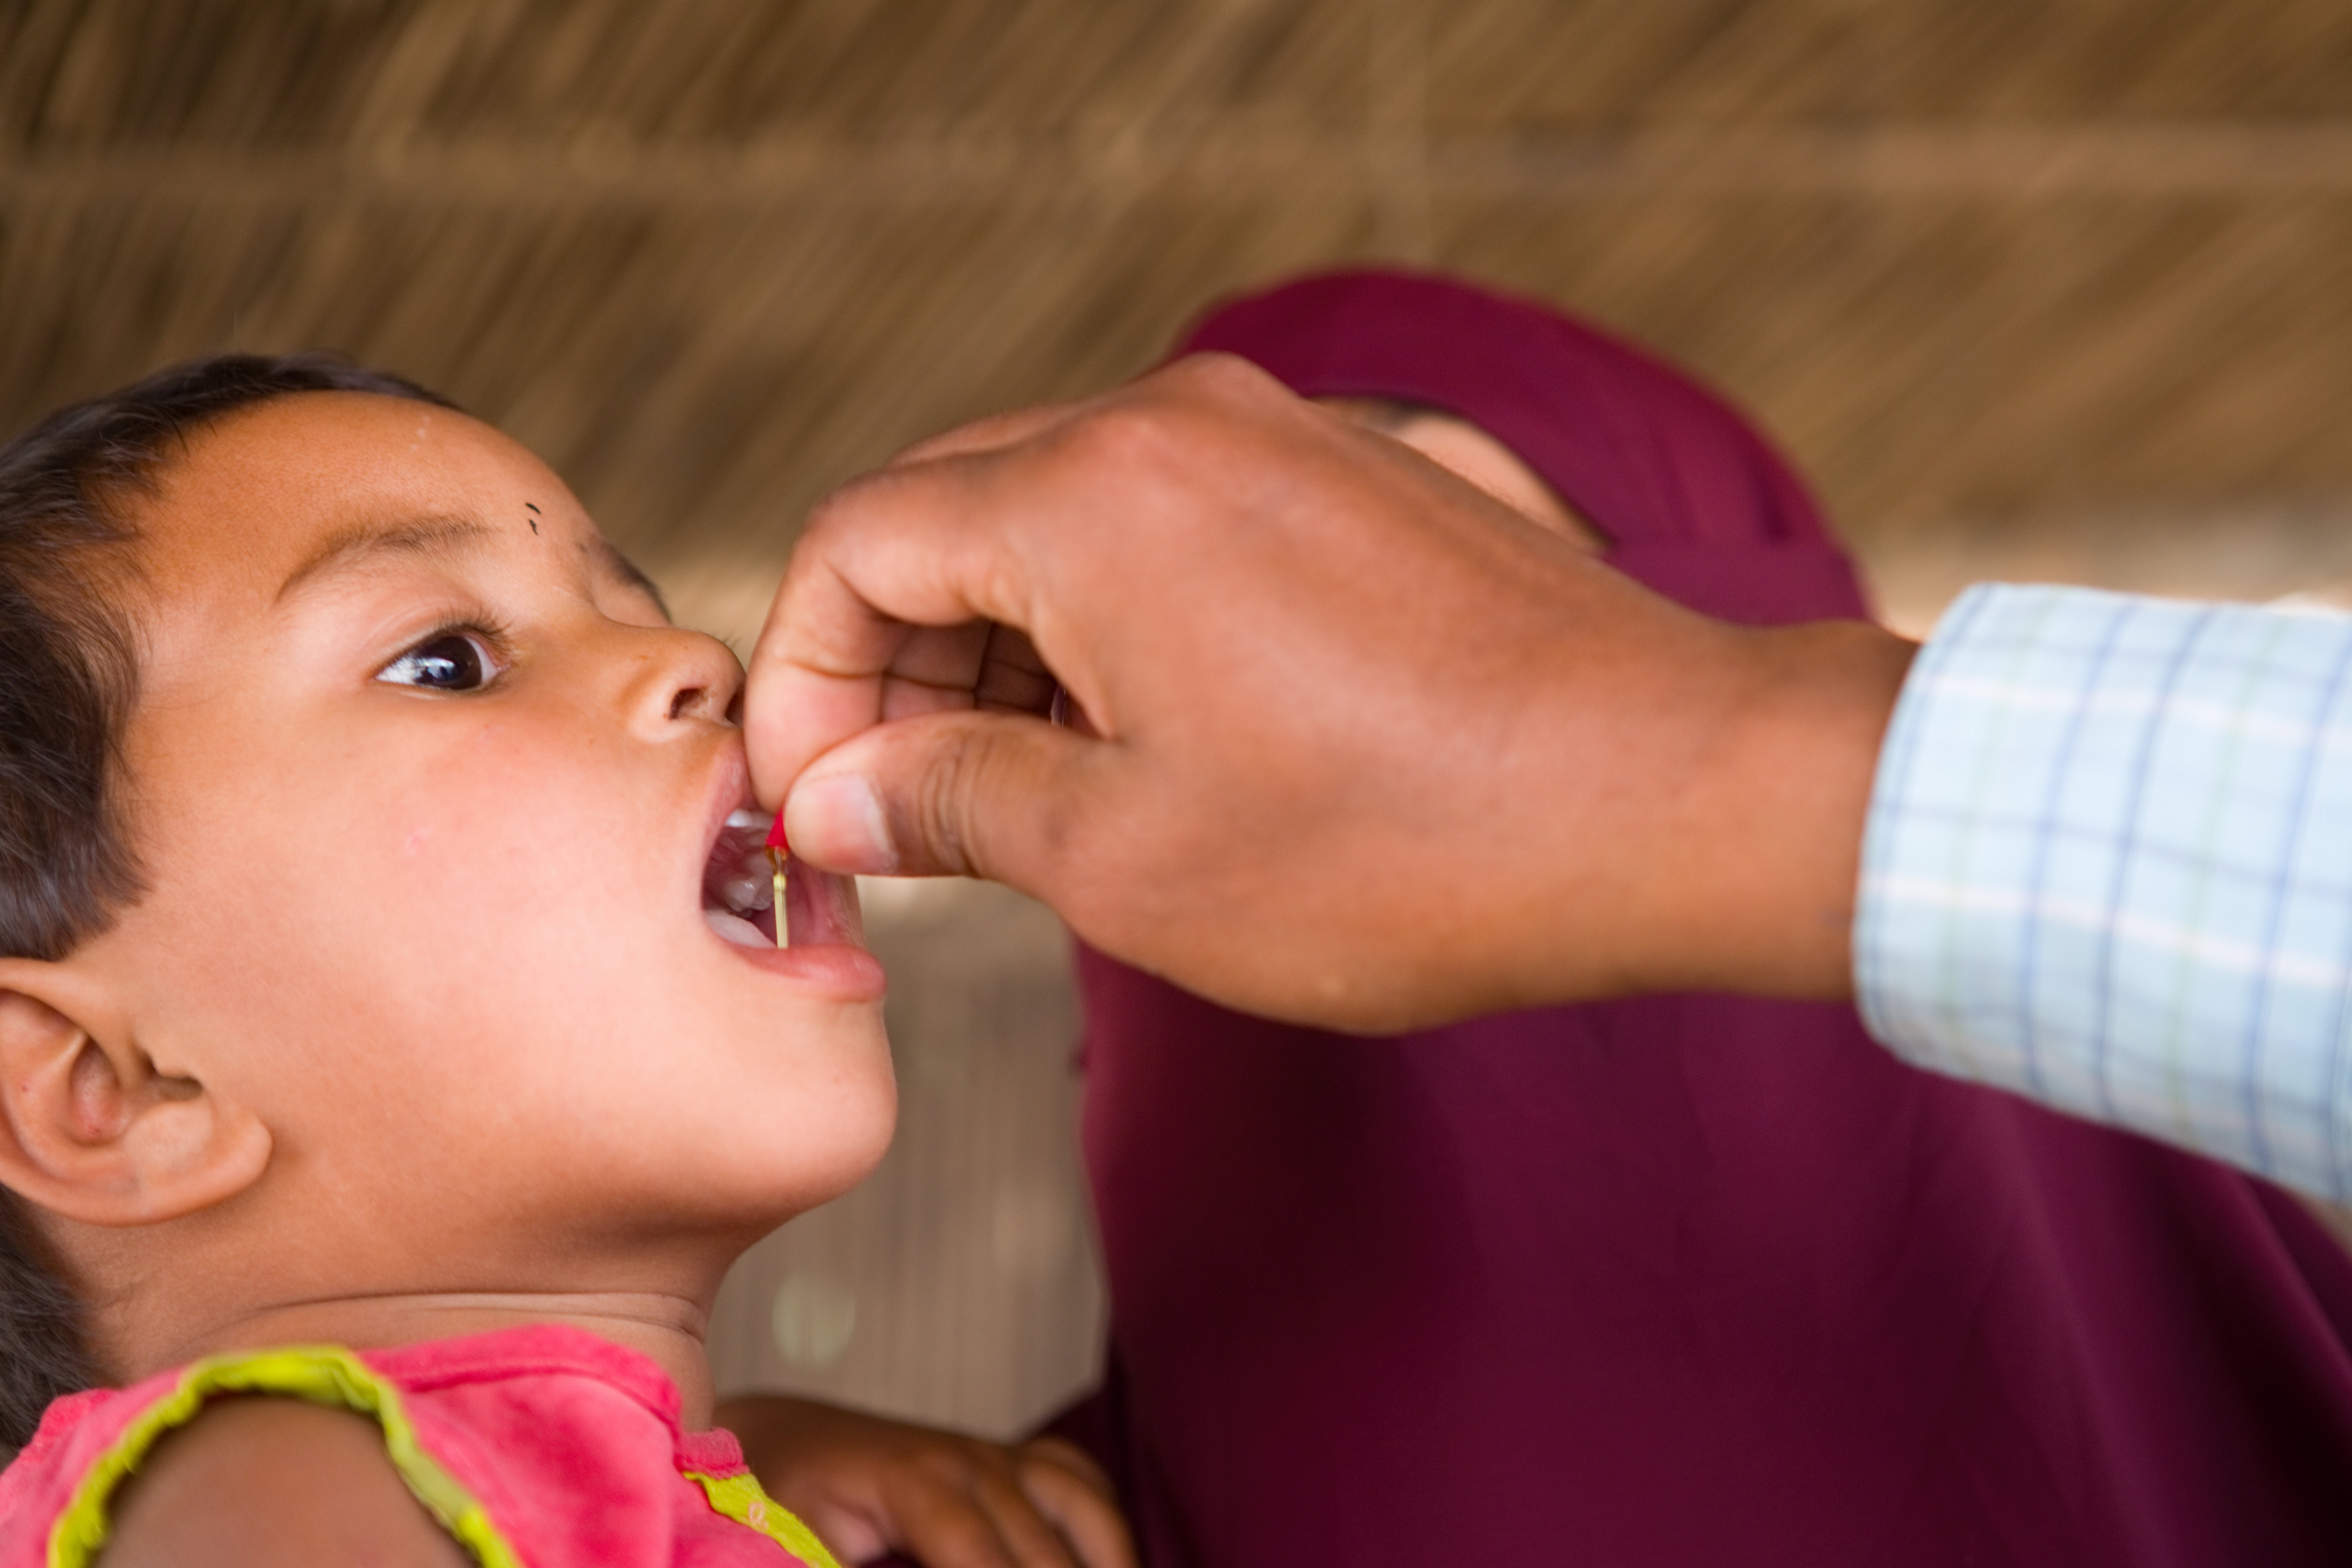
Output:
top-left (704, 908), bottom-right (768, 948)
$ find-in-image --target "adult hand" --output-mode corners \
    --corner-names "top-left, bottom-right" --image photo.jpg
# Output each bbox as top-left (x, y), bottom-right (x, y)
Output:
top-left (713, 1396), bottom-right (1133, 1568)
top-left (745, 355), bottom-right (1914, 1031)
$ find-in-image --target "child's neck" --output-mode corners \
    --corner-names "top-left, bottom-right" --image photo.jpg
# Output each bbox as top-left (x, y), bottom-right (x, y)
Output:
top-left (130, 1289), bottom-right (719, 1429)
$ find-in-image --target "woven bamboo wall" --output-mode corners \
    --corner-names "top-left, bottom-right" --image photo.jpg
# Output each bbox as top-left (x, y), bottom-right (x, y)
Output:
top-left (8, 0), bottom-right (2352, 1436)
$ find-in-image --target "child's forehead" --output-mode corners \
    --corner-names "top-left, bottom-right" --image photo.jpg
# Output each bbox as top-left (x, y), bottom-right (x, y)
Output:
top-left (134, 392), bottom-right (577, 592)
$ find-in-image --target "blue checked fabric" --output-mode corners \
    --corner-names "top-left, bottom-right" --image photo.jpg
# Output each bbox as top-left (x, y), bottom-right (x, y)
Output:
top-left (1855, 583), bottom-right (2352, 1200)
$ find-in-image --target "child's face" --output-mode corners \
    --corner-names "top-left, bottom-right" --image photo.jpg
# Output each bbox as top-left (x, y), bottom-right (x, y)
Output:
top-left (75, 393), bottom-right (893, 1271)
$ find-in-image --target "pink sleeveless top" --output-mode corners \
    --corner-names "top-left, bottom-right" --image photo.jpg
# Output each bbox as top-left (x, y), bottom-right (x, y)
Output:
top-left (0, 1324), bottom-right (840, 1568)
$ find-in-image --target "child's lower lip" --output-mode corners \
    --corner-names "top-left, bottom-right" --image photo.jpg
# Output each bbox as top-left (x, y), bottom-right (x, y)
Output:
top-left (702, 856), bottom-right (882, 1000)
top-left (725, 940), bottom-right (886, 1001)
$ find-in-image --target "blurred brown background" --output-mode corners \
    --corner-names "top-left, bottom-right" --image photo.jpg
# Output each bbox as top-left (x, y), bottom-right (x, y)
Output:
top-left (7, 0), bottom-right (2352, 1437)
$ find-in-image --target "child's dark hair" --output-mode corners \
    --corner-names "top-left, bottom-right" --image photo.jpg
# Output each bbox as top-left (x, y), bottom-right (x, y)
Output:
top-left (0, 352), bottom-right (457, 1447)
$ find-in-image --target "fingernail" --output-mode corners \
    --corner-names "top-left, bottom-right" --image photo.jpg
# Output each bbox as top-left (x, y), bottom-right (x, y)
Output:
top-left (785, 774), bottom-right (898, 875)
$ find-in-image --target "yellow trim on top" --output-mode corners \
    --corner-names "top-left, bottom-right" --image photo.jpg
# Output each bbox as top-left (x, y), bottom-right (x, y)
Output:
top-left (46, 1345), bottom-right (523, 1568)
top-left (685, 1468), bottom-right (845, 1568)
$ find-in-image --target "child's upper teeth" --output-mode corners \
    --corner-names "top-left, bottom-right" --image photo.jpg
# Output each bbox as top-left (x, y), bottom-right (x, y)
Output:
top-left (724, 808), bottom-right (769, 832)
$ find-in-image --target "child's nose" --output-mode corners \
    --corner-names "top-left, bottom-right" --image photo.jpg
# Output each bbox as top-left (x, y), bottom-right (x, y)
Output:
top-left (629, 628), bottom-right (744, 735)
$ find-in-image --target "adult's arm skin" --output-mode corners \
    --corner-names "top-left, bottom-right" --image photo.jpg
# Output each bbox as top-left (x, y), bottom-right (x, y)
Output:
top-left (744, 355), bottom-right (1915, 1033)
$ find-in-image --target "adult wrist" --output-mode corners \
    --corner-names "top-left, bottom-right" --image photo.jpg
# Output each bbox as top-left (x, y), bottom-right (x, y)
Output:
top-left (1587, 614), bottom-right (1915, 1002)
top-left (1710, 617), bottom-right (1917, 998)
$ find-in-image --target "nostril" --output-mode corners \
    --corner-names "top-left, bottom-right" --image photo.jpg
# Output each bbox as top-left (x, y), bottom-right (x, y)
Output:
top-left (723, 688), bottom-right (744, 727)
top-left (670, 685), bottom-right (704, 721)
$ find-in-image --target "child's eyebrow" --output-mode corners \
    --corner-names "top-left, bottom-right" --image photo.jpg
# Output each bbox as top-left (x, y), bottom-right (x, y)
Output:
top-left (276, 515), bottom-right (669, 619)
top-left (276, 515), bottom-right (492, 603)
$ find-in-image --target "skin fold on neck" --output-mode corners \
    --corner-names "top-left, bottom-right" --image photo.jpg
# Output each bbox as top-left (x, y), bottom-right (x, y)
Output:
top-left (116, 1287), bottom-right (722, 1428)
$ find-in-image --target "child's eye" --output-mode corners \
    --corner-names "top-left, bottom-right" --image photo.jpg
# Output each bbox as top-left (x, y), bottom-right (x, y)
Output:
top-left (377, 631), bottom-right (503, 692)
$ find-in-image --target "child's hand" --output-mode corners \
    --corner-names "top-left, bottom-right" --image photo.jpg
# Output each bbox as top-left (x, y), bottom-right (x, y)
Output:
top-left (714, 1395), bottom-right (1136, 1568)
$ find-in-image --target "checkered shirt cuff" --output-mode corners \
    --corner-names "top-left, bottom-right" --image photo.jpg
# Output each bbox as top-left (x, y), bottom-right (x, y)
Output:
top-left (1855, 583), bottom-right (2352, 1199)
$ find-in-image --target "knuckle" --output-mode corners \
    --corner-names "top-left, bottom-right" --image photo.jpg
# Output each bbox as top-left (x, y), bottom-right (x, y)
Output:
top-left (1161, 350), bottom-right (1292, 421)
top-left (1015, 1447), bottom-right (1085, 1492)
top-left (1060, 396), bottom-right (1181, 478)
top-left (1165, 348), bottom-right (1267, 398)
top-left (796, 461), bottom-right (922, 554)
top-left (795, 476), bottom-right (866, 544)
top-left (1060, 354), bottom-right (1290, 498)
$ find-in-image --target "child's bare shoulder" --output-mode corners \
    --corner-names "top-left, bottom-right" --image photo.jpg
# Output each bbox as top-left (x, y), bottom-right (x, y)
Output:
top-left (100, 1396), bottom-right (468, 1568)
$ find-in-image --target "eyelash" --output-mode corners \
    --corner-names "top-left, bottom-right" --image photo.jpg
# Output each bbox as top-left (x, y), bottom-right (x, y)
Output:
top-left (374, 617), bottom-right (514, 692)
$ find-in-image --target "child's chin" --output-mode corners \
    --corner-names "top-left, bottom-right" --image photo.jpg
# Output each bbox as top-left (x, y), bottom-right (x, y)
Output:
top-left (736, 1100), bottom-right (899, 1223)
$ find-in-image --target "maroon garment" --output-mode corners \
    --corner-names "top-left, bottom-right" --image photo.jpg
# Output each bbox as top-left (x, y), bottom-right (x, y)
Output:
top-left (1049, 270), bottom-right (2352, 1566)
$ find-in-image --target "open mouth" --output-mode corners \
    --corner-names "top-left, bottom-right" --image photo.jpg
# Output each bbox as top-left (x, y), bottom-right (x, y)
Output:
top-left (702, 807), bottom-right (866, 952)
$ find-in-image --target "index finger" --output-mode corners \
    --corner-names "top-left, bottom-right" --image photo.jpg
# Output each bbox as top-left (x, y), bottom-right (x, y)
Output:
top-left (743, 423), bottom-right (1069, 809)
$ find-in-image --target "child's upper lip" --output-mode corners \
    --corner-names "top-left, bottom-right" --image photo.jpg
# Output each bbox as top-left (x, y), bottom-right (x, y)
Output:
top-left (695, 753), bottom-right (766, 883)
top-left (698, 748), bottom-right (764, 854)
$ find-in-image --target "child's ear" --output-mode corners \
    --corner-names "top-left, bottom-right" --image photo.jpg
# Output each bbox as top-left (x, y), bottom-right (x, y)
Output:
top-left (0, 964), bottom-right (270, 1226)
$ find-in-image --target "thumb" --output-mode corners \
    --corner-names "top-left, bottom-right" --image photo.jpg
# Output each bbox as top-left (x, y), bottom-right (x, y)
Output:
top-left (783, 708), bottom-right (1098, 886)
